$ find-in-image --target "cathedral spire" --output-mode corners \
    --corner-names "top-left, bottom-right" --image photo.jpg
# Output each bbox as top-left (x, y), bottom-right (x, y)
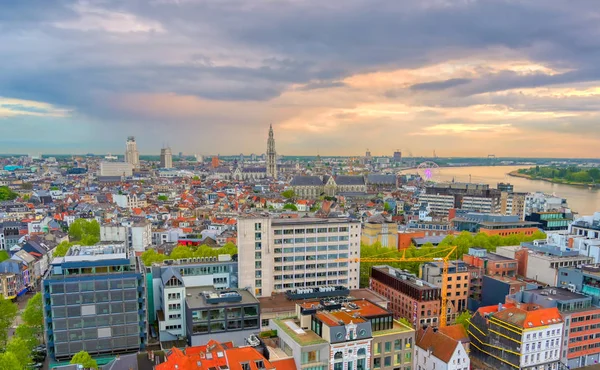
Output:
top-left (267, 124), bottom-right (277, 178)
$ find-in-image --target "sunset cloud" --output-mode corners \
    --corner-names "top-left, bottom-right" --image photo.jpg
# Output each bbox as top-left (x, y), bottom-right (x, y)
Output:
top-left (1, 0), bottom-right (599, 156)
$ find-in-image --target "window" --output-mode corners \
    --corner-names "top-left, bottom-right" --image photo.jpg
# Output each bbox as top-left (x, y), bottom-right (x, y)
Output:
top-left (384, 357), bottom-right (392, 367)
top-left (374, 358), bottom-right (381, 369)
top-left (374, 342), bottom-right (381, 355)
top-left (385, 341), bottom-right (392, 353)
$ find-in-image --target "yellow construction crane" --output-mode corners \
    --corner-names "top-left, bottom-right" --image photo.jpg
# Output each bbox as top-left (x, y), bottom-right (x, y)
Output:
top-left (346, 245), bottom-right (457, 328)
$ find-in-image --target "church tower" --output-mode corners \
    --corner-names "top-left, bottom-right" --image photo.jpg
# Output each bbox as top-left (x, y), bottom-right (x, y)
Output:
top-left (266, 124), bottom-right (277, 178)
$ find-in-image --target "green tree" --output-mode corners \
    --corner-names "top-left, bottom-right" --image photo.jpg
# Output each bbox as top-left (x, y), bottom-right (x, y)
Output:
top-left (0, 296), bottom-right (18, 347)
top-left (53, 241), bottom-right (74, 257)
top-left (281, 189), bottom-right (296, 200)
top-left (15, 324), bottom-right (39, 349)
top-left (170, 245), bottom-right (194, 260)
top-left (158, 195), bottom-right (168, 201)
top-left (22, 293), bottom-right (43, 336)
top-left (70, 351), bottom-right (98, 369)
top-left (0, 186), bottom-right (18, 201)
top-left (6, 337), bottom-right (32, 368)
top-left (68, 219), bottom-right (100, 245)
top-left (283, 203), bottom-right (298, 211)
top-left (383, 203), bottom-right (392, 212)
top-left (0, 352), bottom-right (20, 370)
top-left (140, 249), bottom-right (167, 266)
top-left (0, 250), bottom-right (9, 262)
top-left (192, 176), bottom-right (200, 180)
top-left (455, 311), bottom-right (471, 330)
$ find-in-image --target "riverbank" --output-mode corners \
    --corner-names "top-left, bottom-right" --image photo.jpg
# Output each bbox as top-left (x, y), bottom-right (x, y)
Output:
top-left (508, 170), bottom-right (596, 188)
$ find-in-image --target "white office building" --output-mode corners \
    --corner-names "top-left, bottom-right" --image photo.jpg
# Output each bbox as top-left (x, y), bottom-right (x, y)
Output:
top-left (98, 161), bottom-right (133, 177)
top-left (237, 217), bottom-right (361, 297)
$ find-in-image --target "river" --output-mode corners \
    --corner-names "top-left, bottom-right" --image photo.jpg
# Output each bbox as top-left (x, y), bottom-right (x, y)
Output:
top-left (401, 165), bottom-right (600, 216)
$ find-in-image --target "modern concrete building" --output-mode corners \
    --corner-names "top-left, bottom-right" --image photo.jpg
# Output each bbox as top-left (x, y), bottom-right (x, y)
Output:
top-left (557, 264), bottom-right (600, 305)
top-left (496, 242), bottom-right (594, 286)
top-left (237, 216), bottom-right (361, 298)
top-left (452, 213), bottom-right (540, 237)
top-left (500, 191), bottom-right (527, 221)
top-left (125, 136), bottom-right (140, 169)
top-left (160, 147), bottom-right (173, 169)
top-left (43, 243), bottom-right (146, 360)
top-left (98, 161), bottom-right (133, 177)
top-left (506, 287), bottom-right (600, 369)
top-left (421, 261), bottom-right (469, 324)
top-left (370, 265), bottom-right (441, 328)
top-left (101, 221), bottom-right (152, 253)
top-left (147, 256), bottom-right (238, 347)
top-left (185, 287), bottom-right (260, 346)
top-left (470, 303), bottom-right (563, 370)
top-left (420, 183), bottom-right (502, 216)
top-left (526, 211), bottom-right (571, 231)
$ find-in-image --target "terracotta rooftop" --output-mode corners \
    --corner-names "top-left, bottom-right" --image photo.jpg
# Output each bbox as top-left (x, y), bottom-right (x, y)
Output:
top-left (416, 326), bottom-right (464, 363)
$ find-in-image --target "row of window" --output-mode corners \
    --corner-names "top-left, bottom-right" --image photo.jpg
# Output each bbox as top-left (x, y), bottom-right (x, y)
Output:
top-left (523, 350), bottom-right (558, 364)
top-left (569, 342), bottom-right (600, 353)
top-left (51, 290), bottom-right (139, 306)
top-left (274, 262), bottom-right (348, 271)
top-left (274, 227), bottom-right (349, 235)
top-left (49, 279), bottom-right (138, 293)
top-left (179, 265), bottom-right (231, 276)
top-left (275, 271), bottom-right (348, 280)
top-left (54, 337), bottom-right (139, 357)
top-left (571, 314), bottom-right (600, 323)
top-left (274, 236), bottom-right (349, 244)
top-left (274, 254), bottom-right (349, 262)
top-left (191, 306), bottom-right (259, 322)
top-left (569, 332), bottom-right (600, 343)
top-left (54, 325), bottom-right (139, 343)
top-left (52, 313), bottom-right (141, 330)
top-left (51, 302), bottom-right (139, 318)
top-left (525, 329), bottom-right (560, 341)
top-left (274, 280), bottom-right (349, 290)
top-left (274, 245), bottom-right (350, 253)
top-left (192, 318), bottom-right (259, 333)
top-left (524, 339), bottom-right (560, 352)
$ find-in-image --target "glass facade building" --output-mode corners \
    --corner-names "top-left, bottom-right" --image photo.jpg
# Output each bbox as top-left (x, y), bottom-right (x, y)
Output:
top-left (43, 244), bottom-right (146, 360)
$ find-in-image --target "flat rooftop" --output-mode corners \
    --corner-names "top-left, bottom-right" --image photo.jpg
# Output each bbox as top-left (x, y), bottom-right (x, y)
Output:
top-left (272, 318), bottom-right (327, 346)
top-left (271, 217), bottom-right (358, 226)
top-left (185, 286), bottom-right (259, 309)
top-left (55, 243), bottom-right (129, 263)
top-left (259, 289), bottom-right (389, 314)
top-left (373, 265), bottom-right (439, 290)
top-left (527, 287), bottom-right (589, 301)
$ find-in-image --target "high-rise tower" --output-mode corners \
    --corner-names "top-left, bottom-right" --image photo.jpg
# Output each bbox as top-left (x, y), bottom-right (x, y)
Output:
top-left (160, 146), bottom-right (173, 169)
top-left (125, 136), bottom-right (140, 169)
top-left (266, 124), bottom-right (277, 178)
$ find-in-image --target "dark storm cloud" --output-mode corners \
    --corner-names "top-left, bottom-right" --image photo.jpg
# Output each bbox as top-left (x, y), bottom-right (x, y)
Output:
top-left (2, 0), bottom-right (600, 121)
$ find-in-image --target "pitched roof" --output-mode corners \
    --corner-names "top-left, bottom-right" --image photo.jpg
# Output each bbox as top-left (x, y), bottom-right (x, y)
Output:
top-left (367, 174), bottom-right (397, 185)
top-left (416, 326), bottom-right (461, 363)
top-left (492, 306), bottom-right (563, 328)
top-left (290, 176), bottom-right (324, 186)
top-left (335, 175), bottom-right (365, 186)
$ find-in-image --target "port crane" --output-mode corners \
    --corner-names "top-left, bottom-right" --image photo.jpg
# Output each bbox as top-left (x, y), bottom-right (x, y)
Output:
top-left (344, 245), bottom-right (457, 328)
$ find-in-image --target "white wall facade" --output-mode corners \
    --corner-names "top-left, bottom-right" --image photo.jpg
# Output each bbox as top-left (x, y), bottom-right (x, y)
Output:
top-left (415, 342), bottom-right (469, 370)
top-left (520, 323), bottom-right (563, 369)
top-left (237, 217), bottom-right (361, 297)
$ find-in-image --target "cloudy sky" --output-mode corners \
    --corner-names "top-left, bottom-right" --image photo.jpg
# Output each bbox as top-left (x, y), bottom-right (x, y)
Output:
top-left (2, 0), bottom-right (600, 157)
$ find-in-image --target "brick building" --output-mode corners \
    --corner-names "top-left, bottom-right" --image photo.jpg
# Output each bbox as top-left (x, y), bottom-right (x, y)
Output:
top-left (370, 265), bottom-right (441, 328)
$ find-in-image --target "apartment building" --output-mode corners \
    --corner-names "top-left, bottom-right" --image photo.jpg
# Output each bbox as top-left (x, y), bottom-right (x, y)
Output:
top-left (0, 272), bottom-right (24, 299)
top-left (506, 287), bottom-right (600, 368)
top-left (185, 287), bottom-right (260, 346)
top-left (147, 256), bottom-right (238, 346)
top-left (452, 213), bottom-right (540, 237)
top-left (557, 265), bottom-right (600, 305)
top-left (496, 242), bottom-right (594, 286)
top-left (269, 298), bottom-right (414, 370)
top-left (500, 191), bottom-right (527, 221)
top-left (43, 243), bottom-right (146, 360)
top-left (415, 325), bottom-right (470, 370)
top-left (98, 161), bottom-right (133, 177)
top-left (469, 303), bottom-right (563, 370)
top-left (237, 216), bottom-right (361, 298)
top-left (421, 261), bottom-right (469, 324)
top-left (370, 265), bottom-right (441, 328)
top-left (526, 211), bottom-right (571, 231)
top-left (419, 183), bottom-right (501, 216)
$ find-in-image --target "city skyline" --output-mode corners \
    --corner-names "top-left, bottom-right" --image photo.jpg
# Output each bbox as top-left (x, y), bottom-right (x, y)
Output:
top-left (2, 1), bottom-right (600, 157)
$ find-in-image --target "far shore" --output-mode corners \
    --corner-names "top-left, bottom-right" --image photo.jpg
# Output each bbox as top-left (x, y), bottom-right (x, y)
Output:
top-left (508, 170), bottom-right (596, 189)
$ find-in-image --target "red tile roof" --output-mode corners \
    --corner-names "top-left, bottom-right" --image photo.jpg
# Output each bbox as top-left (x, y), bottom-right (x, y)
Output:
top-left (156, 340), bottom-right (296, 370)
top-left (416, 326), bottom-right (463, 363)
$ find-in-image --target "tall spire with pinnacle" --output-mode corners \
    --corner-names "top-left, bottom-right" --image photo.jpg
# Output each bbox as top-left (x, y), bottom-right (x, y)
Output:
top-left (266, 124), bottom-right (277, 178)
